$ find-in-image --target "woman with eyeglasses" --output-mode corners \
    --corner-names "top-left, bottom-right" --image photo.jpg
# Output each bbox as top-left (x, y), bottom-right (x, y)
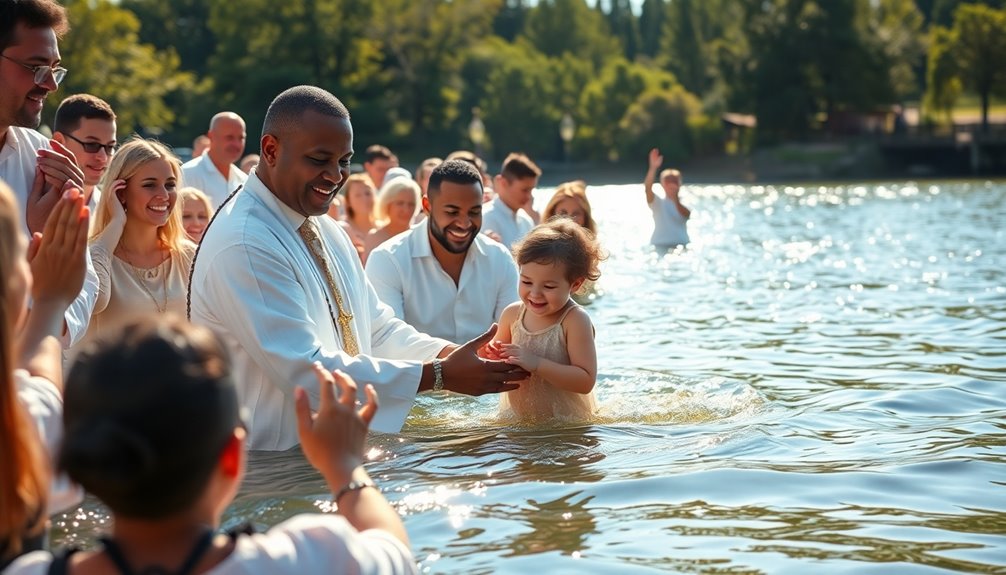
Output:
top-left (5, 315), bottom-right (416, 575)
top-left (67, 137), bottom-right (196, 361)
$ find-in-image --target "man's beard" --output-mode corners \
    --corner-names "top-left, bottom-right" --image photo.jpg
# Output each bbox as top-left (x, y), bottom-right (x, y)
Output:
top-left (430, 219), bottom-right (477, 254)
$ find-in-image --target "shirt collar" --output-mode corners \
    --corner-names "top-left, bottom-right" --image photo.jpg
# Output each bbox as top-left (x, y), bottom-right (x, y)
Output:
top-left (243, 171), bottom-right (308, 230)
top-left (491, 195), bottom-right (518, 218)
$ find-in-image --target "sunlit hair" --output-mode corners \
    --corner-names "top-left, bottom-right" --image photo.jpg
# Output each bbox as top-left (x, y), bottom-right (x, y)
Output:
top-left (0, 182), bottom-right (49, 561)
top-left (342, 173), bottom-right (377, 222)
top-left (178, 187), bottom-right (213, 221)
top-left (92, 138), bottom-right (187, 253)
top-left (60, 315), bottom-right (239, 519)
top-left (542, 181), bottom-right (596, 235)
top-left (660, 168), bottom-right (682, 184)
top-left (513, 218), bottom-right (604, 292)
top-left (375, 177), bottom-right (420, 224)
top-left (415, 157), bottom-right (443, 190)
top-left (499, 152), bottom-right (541, 181)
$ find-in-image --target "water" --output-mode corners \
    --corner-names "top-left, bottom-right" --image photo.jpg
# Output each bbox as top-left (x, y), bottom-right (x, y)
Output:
top-left (53, 181), bottom-right (1006, 573)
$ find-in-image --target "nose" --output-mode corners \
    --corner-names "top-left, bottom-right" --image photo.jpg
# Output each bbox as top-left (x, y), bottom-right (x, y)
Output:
top-left (95, 146), bottom-right (109, 162)
top-left (37, 70), bottom-right (58, 92)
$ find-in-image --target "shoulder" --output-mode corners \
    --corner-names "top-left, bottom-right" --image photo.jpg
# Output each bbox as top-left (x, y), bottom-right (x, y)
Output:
top-left (181, 155), bottom-right (202, 170)
top-left (12, 127), bottom-right (49, 150)
top-left (2, 550), bottom-right (54, 574)
top-left (371, 227), bottom-right (413, 256)
top-left (501, 300), bottom-right (523, 320)
top-left (476, 233), bottom-right (512, 257)
top-left (228, 514), bottom-right (415, 574)
top-left (561, 304), bottom-right (593, 331)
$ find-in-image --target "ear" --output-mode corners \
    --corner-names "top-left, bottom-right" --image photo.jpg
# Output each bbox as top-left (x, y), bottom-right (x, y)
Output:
top-left (493, 174), bottom-right (506, 191)
top-left (219, 429), bottom-right (245, 478)
top-left (52, 132), bottom-right (66, 145)
top-left (260, 134), bottom-right (278, 167)
top-left (570, 277), bottom-right (586, 294)
top-left (422, 194), bottom-right (431, 214)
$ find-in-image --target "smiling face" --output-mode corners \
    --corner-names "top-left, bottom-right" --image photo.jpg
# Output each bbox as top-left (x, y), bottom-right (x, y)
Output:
top-left (0, 24), bottom-right (61, 130)
top-left (387, 188), bottom-right (417, 227)
top-left (260, 111), bottom-right (353, 217)
top-left (181, 196), bottom-right (209, 242)
top-left (518, 260), bottom-right (583, 319)
top-left (58, 117), bottom-right (117, 187)
top-left (495, 175), bottom-right (537, 212)
top-left (121, 158), bottom-right (178, 229)
top-left (427, 180), bottom-right (482, 254)
top-left (345, 179), bottom-right (375, 220)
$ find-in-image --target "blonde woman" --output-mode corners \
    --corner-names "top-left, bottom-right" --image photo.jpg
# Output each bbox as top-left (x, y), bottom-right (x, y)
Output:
top-left (74, 138), bottom-right (196, 355)
top-left (178, 187), bottom-right (214, 243)
top-left (542, 180), bottom-right (597, 235)
top-left (362, 177), bottom-right (420, 263)
top-left (335, 173), bottom-right (377, 262)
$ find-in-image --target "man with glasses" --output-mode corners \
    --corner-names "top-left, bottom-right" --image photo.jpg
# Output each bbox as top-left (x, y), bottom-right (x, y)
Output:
top-left (0, 0), bottom-right (98, 348)
top-left (52, 94), bottom-right (116, 209)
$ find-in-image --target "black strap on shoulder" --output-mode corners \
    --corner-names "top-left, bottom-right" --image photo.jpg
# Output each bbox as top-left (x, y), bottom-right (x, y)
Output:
top-left (186, 184), bottom-right (243, 320)
top-left (97, 530), bottom-right (214, 575)
top-left (45, 546), bottom-right (81, 575)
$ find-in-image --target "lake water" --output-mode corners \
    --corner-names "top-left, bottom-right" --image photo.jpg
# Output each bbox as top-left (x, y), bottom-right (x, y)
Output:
top-left (53, 181), bottom-right (1006, 573)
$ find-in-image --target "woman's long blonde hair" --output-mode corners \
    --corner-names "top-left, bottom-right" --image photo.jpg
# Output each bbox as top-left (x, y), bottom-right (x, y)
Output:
top-left (0, 182), bottom-right (49, 561)
top-left (91, 138), bottom-right (187, 253)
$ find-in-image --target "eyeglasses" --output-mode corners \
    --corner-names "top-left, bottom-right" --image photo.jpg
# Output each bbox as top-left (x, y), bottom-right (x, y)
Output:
top-left (0, 53), bottom-right (68, 86)
top-left (63, 132), bottom-right (115, 155)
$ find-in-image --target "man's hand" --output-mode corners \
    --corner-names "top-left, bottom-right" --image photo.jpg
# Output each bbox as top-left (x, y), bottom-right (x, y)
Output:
top-left (442, 324), bottom-right (528, 395)
top-left (648, 148), bottom-right (663, 173)
top-left (27, 141), bottom-right (84, 234)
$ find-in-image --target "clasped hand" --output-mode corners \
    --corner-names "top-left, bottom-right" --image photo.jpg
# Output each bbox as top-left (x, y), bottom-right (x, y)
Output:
top-left (440, 324), bottom-right (528, 395)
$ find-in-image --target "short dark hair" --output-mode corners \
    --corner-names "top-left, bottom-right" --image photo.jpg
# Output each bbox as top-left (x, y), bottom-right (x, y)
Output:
top-left (53, 94), bottom-right (116, 135)
top-left (446, 150), bottom-right (488, 176)
top-left (60, 316), bottom-right (240, 519)
top-left (365, 144), bottom-right (396, 164)
top-left (262, 85), bottom-right (350, 140)
top-left (427, 159), bottom-right (483, 198)
top-left (500, 152), bottom-right (541, 181)
top-left (514, 218), bottom-right (604, 288)
top-left (0, 0), bottom-right (68, 53)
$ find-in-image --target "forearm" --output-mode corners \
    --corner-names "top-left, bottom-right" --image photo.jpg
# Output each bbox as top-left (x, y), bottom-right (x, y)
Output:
top-left (534, 358), bottom-right (595, 394)
top-left (330, 466), bottom-right (409, 546)
top-left (18, 299), bottom-right (70, 390)
top-left (644, 169), bottom-right (657, 203)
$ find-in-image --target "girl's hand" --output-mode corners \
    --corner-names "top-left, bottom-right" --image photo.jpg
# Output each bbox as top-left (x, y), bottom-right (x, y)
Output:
top-left (28, 183), bottom-right (89, 306)
top-left (295, 363), bottom-right (378, 489)
top-left (500, 343), bottom-right (540, 373)
top-left (648, 148), bottom-right (663, 172)
top-left (107, 179), bottom-right (128, 226)
top-left (477, 339), bottom-right (506, 360)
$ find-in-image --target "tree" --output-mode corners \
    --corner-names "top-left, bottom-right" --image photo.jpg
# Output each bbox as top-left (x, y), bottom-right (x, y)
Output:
top-left (120, 0), bottom-right (215, 77)
top-left (606, 0), bottom-right (641, 61)
top-left (493, 0), bottom-right (529, 41)
top-left (922, 26), bottom-right (961, 123)
top-left (55, 0), bottom-right (199, 138)
top-left (951, 4), bottom-right (1006, 132)
top-left (618, 86), bottom-right (708, 162)
top-left (639, 0), bottom-right (665, 58)
top-left (521, 0), bottom-right (620, 70)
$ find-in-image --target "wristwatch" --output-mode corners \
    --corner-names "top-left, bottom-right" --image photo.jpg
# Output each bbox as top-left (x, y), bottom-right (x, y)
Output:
top-left (432, 358), bottom-right (445, 392)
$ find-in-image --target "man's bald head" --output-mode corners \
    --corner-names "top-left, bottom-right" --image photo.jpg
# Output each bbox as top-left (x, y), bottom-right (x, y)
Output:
top-left (209, 111), bottom-right (244, 132)
top-left (205, 111), bottom-right (246, 165)
top-left (262, 85), bottom-right (350, 140)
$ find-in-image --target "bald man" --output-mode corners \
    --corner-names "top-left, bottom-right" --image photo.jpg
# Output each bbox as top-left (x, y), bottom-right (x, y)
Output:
top-left (188, 86), bottom-right (527, 450)
top-left (181, 111), bottom-right (248, 207)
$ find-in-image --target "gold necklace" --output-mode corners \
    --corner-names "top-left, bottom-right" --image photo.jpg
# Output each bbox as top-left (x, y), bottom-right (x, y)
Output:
top-left (124, 256), bottom-right (170, 313)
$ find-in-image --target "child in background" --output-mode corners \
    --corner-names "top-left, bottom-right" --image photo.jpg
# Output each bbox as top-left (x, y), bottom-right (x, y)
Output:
top-left (481, 219), bottom-right (604, 422)
top-left (178, 187), bottom-right (213, 243)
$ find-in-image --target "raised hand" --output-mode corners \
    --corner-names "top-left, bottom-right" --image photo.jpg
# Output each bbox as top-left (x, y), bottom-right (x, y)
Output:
top-left (442, 324), bottom-right (528, 395)
top-left (295, 363), bottom-right (377, 489)
top-left (27, 183), bottom-right (89, 307)
top-left (26, 142), bottom-right (85, 234)
top-left (648, 148), bottom-right (663, 172)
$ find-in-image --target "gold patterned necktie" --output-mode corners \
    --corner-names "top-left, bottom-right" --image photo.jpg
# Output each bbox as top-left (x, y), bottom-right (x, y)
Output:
top-left (298, 219), bottom-right (360, 356)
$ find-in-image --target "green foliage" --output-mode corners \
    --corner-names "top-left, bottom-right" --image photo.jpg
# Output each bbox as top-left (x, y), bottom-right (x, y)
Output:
top-left (618, 86), bottom-right (709, 162)
top-left (54, 0), bottom-right (200, 138)
top-left (521, 0), bottom-right (620, 69)
top-left (925, 3), bottom-right (1006, 131)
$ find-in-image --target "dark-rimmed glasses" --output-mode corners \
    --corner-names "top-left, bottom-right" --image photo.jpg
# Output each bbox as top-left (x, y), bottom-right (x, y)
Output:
top-left (0, 53), bottom-right (67, 86)
top-left (63, 132), bottom-right (116, 155)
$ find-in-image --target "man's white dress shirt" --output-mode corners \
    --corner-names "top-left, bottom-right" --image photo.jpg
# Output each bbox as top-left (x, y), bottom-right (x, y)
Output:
top-left (189, 174), bottom-right (451, 450)
top-left (365, 223), bottom-right (519, 342)
top-left (480, 195), bottom-right (534, 248)
top-left (0, 126), bottom-right (99, 347)
top-left (181, 153), bottom-right (248, 208)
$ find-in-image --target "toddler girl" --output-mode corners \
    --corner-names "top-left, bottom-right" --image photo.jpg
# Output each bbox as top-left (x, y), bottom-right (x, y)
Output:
top-left (483, 219), bottom-right (604, 422)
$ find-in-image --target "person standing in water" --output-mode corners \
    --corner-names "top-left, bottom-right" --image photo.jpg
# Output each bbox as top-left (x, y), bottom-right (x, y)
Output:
top-left (644, 148), bottom-right (690, 247)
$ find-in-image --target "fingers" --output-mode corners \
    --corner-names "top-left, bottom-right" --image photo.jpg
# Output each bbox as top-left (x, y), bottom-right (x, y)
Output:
top-left (294, 386), bottom-right (314, 437)
top-left (465, 323), bottom-right (499, 351)
top-left (312, 362), bottom-right (335, 409)
top-left (26, 233), bottom-right (42, 263)
top-left (37, 153), bottom-right (84, 187)
top-left (48, 138), bottom-right (79, 164)
top-left (331, 369), bottom-right (358, 407)
top-left (27, 165), bottom-right (45, 203)
top-left (358, 384), bottom-right (378, 425)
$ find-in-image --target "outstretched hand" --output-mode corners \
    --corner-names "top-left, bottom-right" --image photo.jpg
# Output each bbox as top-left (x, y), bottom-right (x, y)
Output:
top-left (295, 363), bottom-right (377, 488)
top-left (648, 148), bottom-right (663, 172)
top-left (27, 183), bottom-right (89, 307)
top-left (443, 324), bottom-right (528, 395)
